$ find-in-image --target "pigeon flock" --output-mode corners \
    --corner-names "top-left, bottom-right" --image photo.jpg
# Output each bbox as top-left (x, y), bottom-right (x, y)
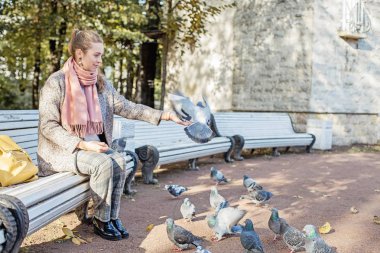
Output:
top-left (162, 166), bottom-right (336, 253)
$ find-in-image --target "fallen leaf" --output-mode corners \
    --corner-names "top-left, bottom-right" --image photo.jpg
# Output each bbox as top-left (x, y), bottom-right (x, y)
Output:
top-left (62, 227), bottom-right (74, 237)
top-left (146, 224), bottom-right (155, 232)
top-left (350, 206), bottom-right (359, 214)
top-left (374, 216), bottom-right (380, 225)
top-left (77, 237), bottom-right (87, 244)
top-left (319, 222), bottom-right (332, 234)
top-left (72, 237), bottom-right (81, 245)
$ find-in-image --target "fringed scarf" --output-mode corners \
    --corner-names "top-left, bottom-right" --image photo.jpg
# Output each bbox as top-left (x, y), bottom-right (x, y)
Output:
top-left (61, 57), bottom-right (103, 138)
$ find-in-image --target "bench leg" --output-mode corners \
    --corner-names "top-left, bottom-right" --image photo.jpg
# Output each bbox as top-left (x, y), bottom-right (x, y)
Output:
top-left (75, 201), bottom-right (93, 224)
top-left (135, 145), bottom-right (159, 184)
top-left (123, 151), bottom-right (139, 195)
top-left (272, 147), bottom-right (280, 157)
top-left (224, 137), bottom-right (235, 163)
top-left (306, 133), bottom-right (316, 153)
top-left (232, 135), bottom-right (245, 161)
top-left (188, 158), bottom-right (199, 170)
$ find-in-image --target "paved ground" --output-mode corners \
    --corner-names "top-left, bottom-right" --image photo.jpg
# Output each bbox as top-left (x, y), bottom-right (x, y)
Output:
top-left (21, 148), bottom-right (380, 253)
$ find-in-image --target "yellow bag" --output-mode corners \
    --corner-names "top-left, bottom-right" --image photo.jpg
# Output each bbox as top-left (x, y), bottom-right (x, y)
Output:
top-left (0, 135), bottom-right (38, 187)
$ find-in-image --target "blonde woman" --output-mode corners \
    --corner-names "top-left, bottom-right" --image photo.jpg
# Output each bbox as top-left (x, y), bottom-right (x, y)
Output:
top-left (37, 29), bottom-right (188, 241)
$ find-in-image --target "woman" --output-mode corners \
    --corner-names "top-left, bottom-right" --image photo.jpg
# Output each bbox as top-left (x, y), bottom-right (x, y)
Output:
top-left (37, 29), bottom-right (188, 241)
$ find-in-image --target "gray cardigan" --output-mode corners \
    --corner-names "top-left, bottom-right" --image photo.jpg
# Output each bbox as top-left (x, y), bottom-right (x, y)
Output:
top-left (37, 70), bottom-right (162, 175)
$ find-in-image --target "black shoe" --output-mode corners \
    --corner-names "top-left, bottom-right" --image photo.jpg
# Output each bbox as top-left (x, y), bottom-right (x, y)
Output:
top-left (111, 218), bottom-right (129, 239)
top-left (93, 218), bottom-right (122, 241)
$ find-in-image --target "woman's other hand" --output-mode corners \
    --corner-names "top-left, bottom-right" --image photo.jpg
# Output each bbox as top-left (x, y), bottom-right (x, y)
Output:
top-left (77, 141), bottom-right (109, 153)
top-left (161, 111), bottom-right (192, 126)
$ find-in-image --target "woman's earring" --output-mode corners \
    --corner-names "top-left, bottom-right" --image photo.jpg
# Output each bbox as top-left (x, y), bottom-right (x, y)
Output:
top-left (79, 58), bottom-right (83, 67)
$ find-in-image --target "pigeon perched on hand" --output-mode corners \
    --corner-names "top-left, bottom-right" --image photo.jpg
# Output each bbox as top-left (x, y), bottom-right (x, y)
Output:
top-left (165, 184), bottom-right (188, 198)
top-left (268, 208), bottom-right (287, 241)
top-left (243, 175), bottom-right (263, 191)
top-left (180, 198), bottom-right (196, 222)
top-left (282, 221), bottom-right (306, 253)
top-left (210, 186), bottom-right (227, 211)
top-left (166, 218), bottom-right (202, 251)
top-left (206, 206), bottom-right (247, 241)
top-left (240, 219), bottom-right (264, 253)
top-left (240, 188), bottom-right (273, 206)
top-left (168, 92), bottom-right (215, 143)
top-left (303, 225), bottom-right (336, 253)
top-left (210, 167), bottom-right (229, 185)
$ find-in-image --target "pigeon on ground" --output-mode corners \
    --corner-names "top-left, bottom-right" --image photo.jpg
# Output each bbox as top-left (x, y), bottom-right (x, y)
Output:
top-left (210, 186), bottom-right (227, 210)
top-left (243, 175), bottom-right (263, 191)
top-left (268, 208), bottom-right (287, 241)
top-left (240, 188), bottom-right (273, 206)
top-left (215, 200), bottom-right (230, 214)
top-left (168, 92), bottom-right (215, 143)
top-left (240, 219), bottom-right (264, 253)
top-left (194, 245), bottom-right (212, 253)
top-left (282, 221), bottom-right (306, 253)
top-left (303, 225), bottom-right (336, 253)
top-left (165, 184), bottom-right (188, 198)
top-left (166, 218), bottom-right (202, 251)
top-left (210, 167), bottom-right (229, 185)
top-left (180, 198), bottom-right (196, 222)
top-left (206, 206), bottom-right (247, 241)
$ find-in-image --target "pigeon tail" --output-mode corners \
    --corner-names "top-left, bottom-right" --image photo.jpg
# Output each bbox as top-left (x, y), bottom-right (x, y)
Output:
top-left (185, 122), bottom-right (215, 143)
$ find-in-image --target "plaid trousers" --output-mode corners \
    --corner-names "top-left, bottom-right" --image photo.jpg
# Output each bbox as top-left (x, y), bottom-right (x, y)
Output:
top-left (76, 149), bottom-right (128, 222)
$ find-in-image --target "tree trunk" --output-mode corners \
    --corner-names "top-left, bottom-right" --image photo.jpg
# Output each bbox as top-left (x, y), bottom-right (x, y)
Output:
top-left (160, 34), bottom-right (169, 110)
top-left (119, 58), bottom-right (124, 94)
top-left (125, 60), bottom-right (134, 100)
top-left (140, 42), bottom-right (157, 108)
top-left (32, 43), bottom-right (41, 109)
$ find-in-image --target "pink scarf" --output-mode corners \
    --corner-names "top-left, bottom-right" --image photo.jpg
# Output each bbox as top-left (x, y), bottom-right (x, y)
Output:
top-left (61, 57), bottom-right (103, 138)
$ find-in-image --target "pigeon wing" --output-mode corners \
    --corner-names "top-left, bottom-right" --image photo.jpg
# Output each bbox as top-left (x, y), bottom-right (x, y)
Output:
top-left (168, 93), bottom-right (196, 121)
top-left (184, 122), bottom-right (215, 143)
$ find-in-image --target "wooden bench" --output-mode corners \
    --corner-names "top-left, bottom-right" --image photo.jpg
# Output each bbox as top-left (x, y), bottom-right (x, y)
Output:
top-left (113, 116), bottom-right (237, 184)
top-left (213, 112), bottom-right (316, 159)
top-left (0, 110), bottom-right (137, 252)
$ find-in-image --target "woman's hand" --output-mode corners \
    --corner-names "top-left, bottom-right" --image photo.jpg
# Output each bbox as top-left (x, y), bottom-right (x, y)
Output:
top-left (161, 111), bottom-right (192, 126)
top-left (77, 141), bottom-right (109, 153)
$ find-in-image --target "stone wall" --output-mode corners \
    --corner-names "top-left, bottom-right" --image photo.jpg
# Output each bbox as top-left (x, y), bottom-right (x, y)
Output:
top-left (167, 0), bottom-right (380, 145)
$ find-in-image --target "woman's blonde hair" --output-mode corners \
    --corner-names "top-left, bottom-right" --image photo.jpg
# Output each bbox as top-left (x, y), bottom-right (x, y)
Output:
top-left (68, 29), bottom-right (105, 91)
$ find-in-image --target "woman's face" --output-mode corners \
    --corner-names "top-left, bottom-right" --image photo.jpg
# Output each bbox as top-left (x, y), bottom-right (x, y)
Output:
top-left (76, 42), bottom-right (104, 72)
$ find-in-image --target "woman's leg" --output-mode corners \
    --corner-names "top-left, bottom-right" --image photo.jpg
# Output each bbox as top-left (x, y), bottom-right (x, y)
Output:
top-left (76, 150), bottom-right (115, 222)
top-left (108, 151), bottom-right (128, 220)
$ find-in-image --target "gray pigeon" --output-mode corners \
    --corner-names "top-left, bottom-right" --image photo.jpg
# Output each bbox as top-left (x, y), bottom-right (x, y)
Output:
top-left (303, 225), bottom-right (336, 253)
top-left (165, 184), bottom-right (188, 197)
top-left (240, 219), bottom-right (264, 253)
top-left (166, 218), bottom-right (202, 250)
top-left (268, 208), bottom-right (287, 241)
top-left (215, 200), bottom-right (230, 214)
top-left (168, 92), bottom-right (215, 143)
top-left (206, 206), bottom-right (247, 241)
top-left (194, 245), bottom-right (212, 253)
top-left (240, 188), bottom-right (273, 206)
top-left (243, 175), bottom-right (263, 191)
top-left (282, 221), bottom-right (306, 253)
top-left (180, 198), bottom-right (196, 221)
top-left (210, 167), bottom-right (229, 185)
top-left (210, 186), bottom-right (226, 210)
